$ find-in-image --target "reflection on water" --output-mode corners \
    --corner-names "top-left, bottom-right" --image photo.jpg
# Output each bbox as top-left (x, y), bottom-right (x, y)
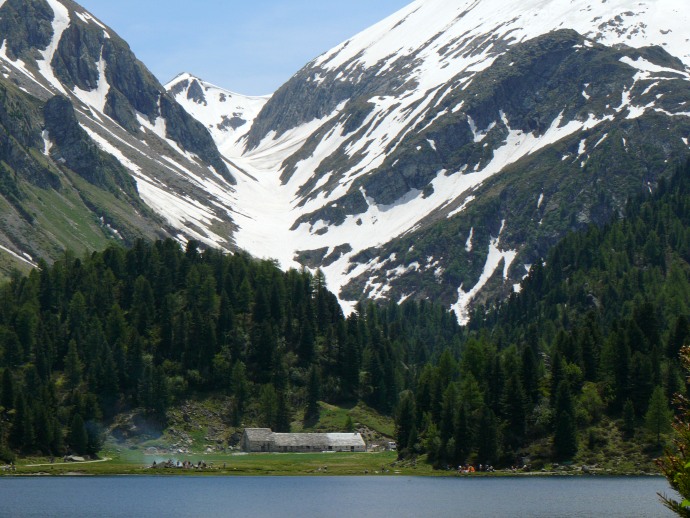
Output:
top-left (0, 475), bottom-right (678, 518)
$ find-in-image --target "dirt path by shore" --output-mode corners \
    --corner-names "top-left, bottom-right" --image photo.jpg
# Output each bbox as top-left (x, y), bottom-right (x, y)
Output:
top-left (25, 457), bottom-right (112, 468)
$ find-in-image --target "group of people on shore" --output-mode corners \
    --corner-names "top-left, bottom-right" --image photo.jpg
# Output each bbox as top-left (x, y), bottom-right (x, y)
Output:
top-left (457, 464), bottom-right (495, 474)
top-left (150, 459), bottom-right (225, 470)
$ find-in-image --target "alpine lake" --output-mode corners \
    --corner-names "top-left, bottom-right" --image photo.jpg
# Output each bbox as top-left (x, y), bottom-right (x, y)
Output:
top-left (0, 451), bottom-right (678, 517)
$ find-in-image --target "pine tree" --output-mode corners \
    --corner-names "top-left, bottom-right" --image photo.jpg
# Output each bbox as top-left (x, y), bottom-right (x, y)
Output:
top-left (668, 316), bottom-right (690, 359)
top-left (10, 394), bottom-right (33, 452)
top-left (622, 399), bottom-right (636, 439)
top-left (553, 381), bottom-right (578, 460)
top-left (305, 365), bottom-right (321, 422)
top-left (659, 346), bottom-right (690, 516)
top-left (1, 369), bottom-right (14, 410)
top-left (645, 386), bottom-right (672, 447)
top-left (502, 373), bottom-right (526, 453)
top-left (395, 392), bottom-right (416, 454)
top-left (477, 406), bottom-right (499, 466)
top-left (275, 390), bottom-right (290, 433)
top-left (230, 361), bottom-right (248, 426)
top-left (69, 414), bottom-right (89, 455)
top-left (259, 385), bottom-right (278, 429)
top-left (521, 346), bottom-right (540, 404)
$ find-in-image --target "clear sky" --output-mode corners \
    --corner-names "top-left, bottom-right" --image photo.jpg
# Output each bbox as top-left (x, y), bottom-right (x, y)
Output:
top-left (76, 0), bottom-right (412, 96)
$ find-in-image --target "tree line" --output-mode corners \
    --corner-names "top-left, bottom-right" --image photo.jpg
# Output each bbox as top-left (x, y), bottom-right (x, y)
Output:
top-left (0, 239), bottom-right (460, 460)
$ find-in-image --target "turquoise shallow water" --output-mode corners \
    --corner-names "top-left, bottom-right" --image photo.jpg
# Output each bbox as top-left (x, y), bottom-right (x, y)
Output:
top-left (0, 475), bottom-right (677, 517)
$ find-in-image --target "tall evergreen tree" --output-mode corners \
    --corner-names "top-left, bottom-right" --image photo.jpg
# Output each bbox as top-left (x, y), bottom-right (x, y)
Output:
top-left (477, 406), bottom-right (499, 466)
top-left (553, 381), bottom-right (578, 460)
top-left (395, 392), bottom-right (416, 455)
top-left (69, 413), bottom-right (88, 455)
top-left (645, 386), bottom-right (672, 447)
top-left (305, 365), bottom-right (321, 422)
top-left (1, 368), bottom-right (14, 410)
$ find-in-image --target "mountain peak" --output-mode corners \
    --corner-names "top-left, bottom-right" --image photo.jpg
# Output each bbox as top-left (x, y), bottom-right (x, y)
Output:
top-left (166, 72), bottom-right (270, 156)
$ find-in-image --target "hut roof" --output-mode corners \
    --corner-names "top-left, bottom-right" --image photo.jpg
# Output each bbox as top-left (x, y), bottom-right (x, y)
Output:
top-left (325, 433), bottom-right (366, 448)
top-left (243, 428), bottom-right (366, 449)
top-left (273, 433), bottom-right (329, 448)
top-left (243, 428), bottom-right (274, 442)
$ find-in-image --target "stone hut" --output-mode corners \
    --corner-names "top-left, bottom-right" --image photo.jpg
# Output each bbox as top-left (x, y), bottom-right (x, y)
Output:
top-left (241, 428), bottom-right (366, 453)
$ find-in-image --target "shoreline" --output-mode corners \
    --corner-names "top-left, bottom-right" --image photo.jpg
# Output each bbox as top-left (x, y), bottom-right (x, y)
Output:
top-left (2, 449), bottom-right (663, 478)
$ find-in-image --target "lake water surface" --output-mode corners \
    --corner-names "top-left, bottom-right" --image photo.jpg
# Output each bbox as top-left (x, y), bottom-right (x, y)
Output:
top-left (0, 475), bottom-right (676, 517)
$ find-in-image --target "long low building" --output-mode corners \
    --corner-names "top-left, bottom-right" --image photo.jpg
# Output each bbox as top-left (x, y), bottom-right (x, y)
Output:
top-left (242, 428), bottom-right (366, 453)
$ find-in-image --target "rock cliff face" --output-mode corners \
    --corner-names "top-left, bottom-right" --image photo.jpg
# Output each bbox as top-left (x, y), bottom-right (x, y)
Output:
top-left (43, 95), bottom-right (137, 196)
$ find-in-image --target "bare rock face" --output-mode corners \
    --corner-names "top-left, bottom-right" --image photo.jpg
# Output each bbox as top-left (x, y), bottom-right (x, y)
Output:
top-left (0, 0), bottom-right (54, 63)
top-left (44, 94), bottom-right (138, 196)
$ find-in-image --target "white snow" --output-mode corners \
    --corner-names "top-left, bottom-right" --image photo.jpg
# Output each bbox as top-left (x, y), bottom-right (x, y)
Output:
top-left (81, 124), bottom-right (229, 248)
top-left (314, 0), bottom-right (690, 76)
top-left (468, 116), bottom-right (496, 143)
top-left (72, 50), bottom-right (110, 112)
top-left (594, 134), bottom-right (608, 148)
top-left (537, 193), bottom-right (544, 209)
top-left (620, 56), bottom-right (690, 79)
top-left (0, 244), bottom-right (37, 268)
top-left (221, 97), bottom-right (614, 308)
top-left (36, 0), bottom-right (71, 95)
top-left (582, 83), bottom-right (591, 101)
top-left (465, 227), bottom-right (474, 252)
top-left (0, 40), bottom-right (56, 97)
top-left (166, 73), bottom-right (270, 157)
top-left (452, 220), bottom-right (517, 324)
top-left (74, 11), bottom-right (107, 31)
top-left (42, 130), bottom-right (53, 156)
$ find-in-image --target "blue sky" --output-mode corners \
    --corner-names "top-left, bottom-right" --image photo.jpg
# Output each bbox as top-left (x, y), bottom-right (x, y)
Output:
top-left (77, 0), bottom-right (411, 95)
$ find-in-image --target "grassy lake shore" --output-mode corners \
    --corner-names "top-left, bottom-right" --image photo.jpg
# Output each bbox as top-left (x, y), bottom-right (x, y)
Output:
top-left (2, 450), bottom-right (662, 477)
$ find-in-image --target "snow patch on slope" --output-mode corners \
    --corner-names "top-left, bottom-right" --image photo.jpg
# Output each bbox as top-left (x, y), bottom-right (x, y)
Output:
top-left (37, 0), bottom-right (71, 96)
top-left (72, 50), bottom-right (110, 112)
top-left (81, 124), bottom-right (229, 248)
top-left (452, 221), bottom-right (517, 325)
top-left (0, 244), bottom-right (37, 268)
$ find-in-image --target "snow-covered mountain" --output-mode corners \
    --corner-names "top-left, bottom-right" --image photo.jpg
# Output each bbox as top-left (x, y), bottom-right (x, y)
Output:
top-left (2, 0), bottom-right (690, 320)
top-left (0, 0), bottom-right (241, 274)
top-left (171, 0), bottom-right (690, 318)
top-left (166, 73), bottom-right (269, 158)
